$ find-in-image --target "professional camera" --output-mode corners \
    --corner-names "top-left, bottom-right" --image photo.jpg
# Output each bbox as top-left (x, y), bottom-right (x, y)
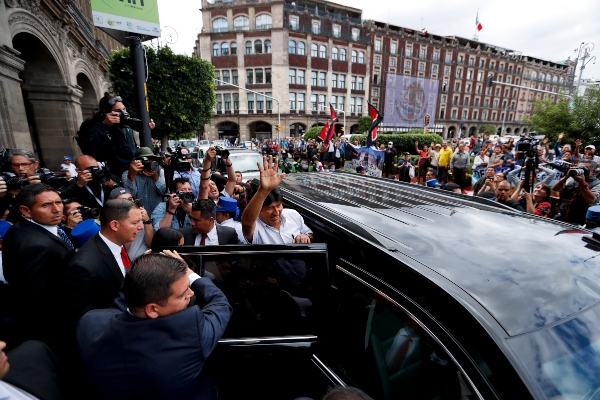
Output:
top-left (114, 109), bottom-right (141, 126)
top-left (552, 160), bottom-right (573, 174)
top-left (87, 166), bottom-right (111, 184)
top-left (516, 131), bottom-right (544, 155)
top-left (138, 157), bottom-right (160, 172)
top-left (214, 146), bottom-right (230, 160)
top-left (0, 172), bottom-right (29, 190)
top-left (77, 205), bottom-right (100, 220)
top-left (36, 168), bottom-right (69, 191)
top-left (163, 146), bottom-right (198, 173)
top-left (175, 191), bottom-right (194, 203)
top-left (568, 166), bottom-right (590, 177)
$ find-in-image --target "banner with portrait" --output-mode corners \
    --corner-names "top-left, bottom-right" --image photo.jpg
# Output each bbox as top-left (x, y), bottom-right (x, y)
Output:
top-left (344, 145), bottom-right (385, 177)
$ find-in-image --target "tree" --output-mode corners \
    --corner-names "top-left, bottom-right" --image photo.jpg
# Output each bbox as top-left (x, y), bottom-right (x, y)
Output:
top-left (478, 124), bottom-right (496, 135)
top-left (357, 116), bottom-right (372, 133)
top-left (303, 125), bottom-right (324, 141)
top-left (107, 45), bottom-right (215, 142)
top-left (527, 88), bottom-right (600, 147)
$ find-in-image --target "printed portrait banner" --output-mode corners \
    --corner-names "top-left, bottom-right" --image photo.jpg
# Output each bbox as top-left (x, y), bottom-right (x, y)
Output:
top-left (91, 0), bottom-right (161, 37)
top-left (344, 145), bottom-right (385, 177)
top-left (384, 75), bottom-right (439, 127)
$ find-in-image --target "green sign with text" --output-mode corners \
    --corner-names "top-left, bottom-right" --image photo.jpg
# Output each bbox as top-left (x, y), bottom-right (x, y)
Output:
top-left (91, 0), bottom-right (160, 37)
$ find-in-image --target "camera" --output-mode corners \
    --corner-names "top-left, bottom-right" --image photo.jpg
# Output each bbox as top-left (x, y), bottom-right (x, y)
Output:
top-left (76, 205), bottom-right (100, 220)
top-left (163, 146), bottom-right (198, 173)
top-left (36, 168), bottom-right (69, 191)
top-left (0, 172), bottom-right (29, 190)
top-left (175, 191), bottom-right (195, 203)
top-left (568, 166), bottom-right (589, 177)
top-left (87, 166), bottom-right (111, 184)
top-left (134, 198), bottom-right (143, 208)
top-left (138, 157), bottom-right (160, 172)
top-left (114, 109), bottom-right (141, 126)
top-left (214, 146), bottom-right (230, 160)
top-left (552, 160), bottom-right (572, 173)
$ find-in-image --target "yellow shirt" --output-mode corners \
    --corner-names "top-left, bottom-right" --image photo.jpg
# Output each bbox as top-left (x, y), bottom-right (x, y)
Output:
top-left (437, 147), bottom-right (453, 167)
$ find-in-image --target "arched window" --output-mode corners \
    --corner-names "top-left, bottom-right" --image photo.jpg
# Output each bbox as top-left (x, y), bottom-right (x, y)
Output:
top-left (255, 14), bottom-right (272, 30)
top-left (340, 49), bottom-right (347, 61)
top-left (319, 45), bottom-right (326, 58)
top-left (221, 42), bottom-right (229, 56)
top-left (352, 50), bottom-right (357, 63)
top-left (233, 16), bottom-right (249, 31)
top-left (553, 75), bottom-right (558, 83)
top-left (288, 40), bottom-right (296, 54)
top-left (559, 77), bottom-right (565, 84)
top-left (230, 42), bottom-right (237, 55)
top-left (332, 47), bottom-right (338, 60)
top-left (254, 40), bottom-right (263, 54)
top-left (298, 42), bottom-right (305, 55)
top-left (311, 44), bottom-right (318, 57)
top-left (531, 71), bottom-right (537, 80)
top-left (358, 51), bottom-right (365, 64)
top-left (212, 18), bottom-right (228, 33)
top-left (539, 73), bottom-right (545, 82)
top-left (264, 40), bottom-right (272, 54)
top-left (212, 43), bottom-right (220, 56)
top-left (246, 41), bottom-right (252, 54)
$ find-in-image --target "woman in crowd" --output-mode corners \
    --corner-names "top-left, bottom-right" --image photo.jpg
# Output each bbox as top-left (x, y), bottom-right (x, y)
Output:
top-left (477, 170), bottom-right (507, 196)
top-left (414, 141), bottom-right (431, 185)
top-left (511, 182), bottom-right (552, 217)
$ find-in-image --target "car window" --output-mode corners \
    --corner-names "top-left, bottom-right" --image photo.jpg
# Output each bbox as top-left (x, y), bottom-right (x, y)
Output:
top-left (229, 153), bottom-right (263, 173)
top-left (322, 267), bottom-right (476, 400)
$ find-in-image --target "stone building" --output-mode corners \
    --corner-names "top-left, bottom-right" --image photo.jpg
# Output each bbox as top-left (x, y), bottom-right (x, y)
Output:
top-left (0, 0), bottom-right (120, 170)
top-left (195, 0), bottom-right (576, 141)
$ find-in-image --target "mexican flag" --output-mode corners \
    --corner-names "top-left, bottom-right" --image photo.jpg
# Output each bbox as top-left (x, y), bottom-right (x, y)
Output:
top-left (476, 11), bottom-right (482, 31)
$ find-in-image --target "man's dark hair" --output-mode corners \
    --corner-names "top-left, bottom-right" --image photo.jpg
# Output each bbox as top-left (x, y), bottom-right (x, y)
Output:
top-left (441, 182), bottom-right (461, 192)
top-left (192, 199), bottom-right (216, 219)
top-left (322, 386), bottom-right (373, 400)
top-left (151, 228), bottom-right (184, 253)
top-left (16, 183), bottom-right (59, 208)
top-left (235, 170), bottom-right (242, 178)
top-left (263, 188), bottom-right (283, 206)
top-left (124, 253), bottom-right (187, 309)
top-left (427, 169), bottom-right (437, 178)
top-left (100, 199), bottom-right (139, 227)
top-left (170, 177), bottom-right (190, 194)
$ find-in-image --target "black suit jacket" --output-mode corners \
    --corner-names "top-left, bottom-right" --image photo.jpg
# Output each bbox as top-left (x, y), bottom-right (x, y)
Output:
top-left (76, 277), bottom-right (232, 400)
top-left (180, 225), bottom-right (238, 246)
top-left (60, 179), bottom-right (118, 209)
top-left (2, 220), bottom-right (75, 346)
top-left (63, 233), bottom-right (124, 326)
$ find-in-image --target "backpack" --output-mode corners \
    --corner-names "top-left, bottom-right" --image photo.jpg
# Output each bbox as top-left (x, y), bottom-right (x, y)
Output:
top-left (74, 116), bottom-right (97, 157)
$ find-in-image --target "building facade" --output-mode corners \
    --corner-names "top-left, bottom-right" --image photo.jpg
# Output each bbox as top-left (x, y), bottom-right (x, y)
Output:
top-left (0, 0), bottom-right (119, 170)
top-left (195, 0), bottom-right (576, 141)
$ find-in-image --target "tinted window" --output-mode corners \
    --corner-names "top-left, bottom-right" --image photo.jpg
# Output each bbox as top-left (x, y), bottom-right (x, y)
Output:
top-left (228, 153), bottom-right (263, 174)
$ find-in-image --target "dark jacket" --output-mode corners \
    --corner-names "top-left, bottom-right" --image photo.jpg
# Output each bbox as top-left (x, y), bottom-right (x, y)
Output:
top-left (76, 278), bottom-right (232, 400)
top-left (180, 225), bottom-right (238, 246)
top-left (88, 121), bottom-right (137, 177)
top-left (558, 176), bottom-right (600, 224)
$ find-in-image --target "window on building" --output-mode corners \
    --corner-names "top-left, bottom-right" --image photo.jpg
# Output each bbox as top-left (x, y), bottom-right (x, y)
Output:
top-left (506, 76), bottom-right (511, 84)
top-left (420, 47), bottom-right (426, 59)
top-left (490, 62), bottom-right (495, 70)
top-left (455, 82), bottom-right (460, 91)
top-left (406, 44), bottom-right (412, 56)
top-left (440, 108), bottom-right (445, 119)
top-left (352, 51), bottom-right (357, 63)
top-left (467, 70), bottom-right (473, 79)
top-left (319, 72), bottom-right (326, 86)
top-left (297, 69), bottom-right (304, 84)
top-left (352, 28), bottom-right (359, 41)
top-left (463, 110), bottom-right (468, 118)
top-left (255, 68), bottom-right (263, 84)
top-left (232, 70), bottom-right (238, 85)
top-left (220, 42), bottom-right (229, 56)
top-left (332, 47), bottom-right (338, 60)
top-left (332, 73), bottom-right (338, 88)
top-left (255, 14), bottom-right (272, 30)
top-left (333, 25), bottom-right (341, 38)
top-left (390, 58), bottom-right (396, 67)
top-left (444, 66), bottom-right (450, 75)
top-left (311, 71), bottom-right (317, 86)
top-left (289, 69), bottom-right (296, 84)
top-left (312, 21), bottom-right (320, 34)
top-left (233, 16), bottom-right (249, 31)
top-left (298, 42), bottom-right (305, 55)
top-left (350, 97), bottom-right (356, 113)
top-left (340, 49), bottom-right (347, 61)
top-left (338, 96), bottom-right (345, 111)
top-left (479, 59), bottom-right (485, 68)
top-left (297, 93), bottom-right (305, 110)
top-left (484, 99), bottom-right (489, 107)
top-left (466, 83), bottom-right (471, 92)
top-left (351, 76), bottom-right (356, 90)
top-left (212, 43), bottom-right (219, 56)
top-left (358, 52), bottom-right (365, 64)
top-left (375, 39), bottom-right (382, 52)
top-left (246, 41), bottom-right (252, 54)
top-left (456, 68), bottom-right (462, 78)
top-left (290, 16), bottom-right (299, 30)
top-left (223, 70), bottom-right (230, 83)
top-left (288, 40), bottom-right (296, 54)
top-left (474, 98), bottom-right (479, 106)
top-left (358, 76), bottom-right (364, 90)
top-left (499, 64), bottom-right (504, 72)
top-left (319, 45), bottom-right (326, 58)
top-left (464, 97), bottom-right (469, 106)
top-left (391, 42), bottom-right (397, 54)
top-left (374, 56), bottom-right (380, 65)
top-left (432, 65), bottom-right (438, 73)
top-left (340, 74), bottom-right (346, 89)
top-left (223, 94), bottom-right (231, 110)
top-left (311, 44), bottom-right (318, 57)
top-left (452, 109), bottom-right (457, 118)
top-left (256, 94), bottom-right (264, 109)
top-left (433, 50), bottom-right (439, 61)
top-left (216, 94), bottom-right (222, 111)
top-left (247, 93), bottom-right (254, 110)
top-left (264, 40), bottom-right (271, 54)
top-left (266, 92), bottom-right (272, 109)
top-left (357, 97), bottom-right (363, 113)
top-left (289, 92), bottom-right (296, 110)
top-left (246, 69), bottom-right (253, 84)
top-left (254, 40), bottom-right (263, 54)
top-left (212, 18), bottom-right (228, 33)
top-left (233, 93), bottom-right (239, 110)
top-left (405, 60), bottom-right (411, 69)
top-left (373, 73), bottom-right (378, 85)
top-left (318, 94), bottom-right (325, 111)
top-left (419, 63), bottom-right (425, 71)
top-left (373, 88), bottom-right (379, 96)
top-left (230, 42), bottom-right (237, 55)
top-left (458, 55), bottom-right (464, 63)
top-left (445, 52), bottom-right (452, 63)
top-left (476, 85), bottom-right (481, 94)
top-left (469, 58), bottom-right (474, 66)
top-left (311, 94), bottom-right (317, 110)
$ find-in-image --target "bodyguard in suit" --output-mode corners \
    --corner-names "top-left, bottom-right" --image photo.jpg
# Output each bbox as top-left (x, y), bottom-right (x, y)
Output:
top-left (63, 198), bottom-right (143, 325)
top-left (180, 199), bottom-right (238, 246)
top-left (2, 184), bottom-right (75, 348)
top-left (76, 252), bottom-right (232, 399)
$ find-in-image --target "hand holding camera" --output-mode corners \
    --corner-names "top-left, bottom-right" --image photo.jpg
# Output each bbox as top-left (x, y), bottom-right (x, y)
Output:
top-left (26, 175), bottom-right (42, 185)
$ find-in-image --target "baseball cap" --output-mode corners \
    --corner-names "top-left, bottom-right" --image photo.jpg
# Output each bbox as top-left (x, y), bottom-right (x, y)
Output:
top-left (63, 156), bottom-right (72, 161)
top-left (426, 179), bottom-right (442, 187)
top-left (587, 205), bottom-right (600, 222)
top-left (135, 147), bottom-right (159, 159)
top-left (356, 166), bottom-right (365, 173)
top-left (0, 220), bottom-right (12, 238)
top-left (586, 145), bottom-right (596, 150)
top-left (109, 187), bottom-right (132, 200)
top-left (71, 219), bottom-right (101, 247)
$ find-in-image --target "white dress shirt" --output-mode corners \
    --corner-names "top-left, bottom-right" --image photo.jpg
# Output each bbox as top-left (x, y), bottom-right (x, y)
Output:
top-left (26, 219), bottom-right (58, 236)
top-left (98, 232), bottom-right (126, 276)
top-left (251, 209), bottom-right (313, 244)
top-left (219, 218), bottom-right (245, 243)
top-left (194, 225), bottom-right (219, 246)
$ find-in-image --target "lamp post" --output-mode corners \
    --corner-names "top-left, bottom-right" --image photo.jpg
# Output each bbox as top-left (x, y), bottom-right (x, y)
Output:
top-left (574, 42), bottom-right (596, 96)
top-left (501, 104), bottom-right (513, 136)
top-left (214, 79), bottom-right (280, 142)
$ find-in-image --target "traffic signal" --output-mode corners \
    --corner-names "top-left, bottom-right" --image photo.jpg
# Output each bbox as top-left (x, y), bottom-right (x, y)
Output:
top-left (424, 114), bottom-right (430, 125)
top-left (277, 124), bottom-right (281, 131)
top-left (486, 75), bottom-right (494, 88)
top-left (342, 126), bottom-right (345, 132)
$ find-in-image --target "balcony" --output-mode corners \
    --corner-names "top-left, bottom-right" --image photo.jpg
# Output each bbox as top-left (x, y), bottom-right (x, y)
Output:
top-left (285, 3), bottom-right (362, 24)
top-left (68, 0), bottom-right (94, 45)
top-left (283, 22), bottom-right (370, 45)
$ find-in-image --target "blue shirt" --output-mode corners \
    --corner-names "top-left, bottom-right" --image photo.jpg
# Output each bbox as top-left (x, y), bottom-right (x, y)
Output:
top-left (121, 170), bottom-right (167, 216)
top-left (174, 167), bottom-right (201, 198)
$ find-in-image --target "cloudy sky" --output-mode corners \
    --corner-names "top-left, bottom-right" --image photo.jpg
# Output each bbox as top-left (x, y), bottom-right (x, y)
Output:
top-left (156, 0), bottom-right (600, 80)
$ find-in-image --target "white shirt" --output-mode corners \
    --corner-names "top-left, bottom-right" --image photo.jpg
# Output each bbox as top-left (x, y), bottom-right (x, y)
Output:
top-left (473, 155), bottom-right (490, 169)
top-left (27, 218), bottom-right (58, 236)
top-left (219, 218), bottom-right (246, 243)
top-left (61, 162), bottom-right (78, 178)
top-left (251, 209), bottom-right (313, 244)
top-left (0, 251), bottom-right (5, 284)
top-left (194, 224), bottom-right (219, 246)
top-left (385, 327), bottom-right (420, 367)
top-left (98, 232), bottom-right (126, 276)
top-left (0, 381), bottom-right (39, 399)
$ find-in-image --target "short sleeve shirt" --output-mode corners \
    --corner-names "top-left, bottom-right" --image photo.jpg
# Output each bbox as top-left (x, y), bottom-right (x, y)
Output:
top-left (251, 209), bottom-right (313, 244)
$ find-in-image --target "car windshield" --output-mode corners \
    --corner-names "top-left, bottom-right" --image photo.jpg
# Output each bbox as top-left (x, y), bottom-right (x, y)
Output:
top-left (229, 153), bottom-right (263, 173)
top-left (508, 302), bottom-right (600, 399)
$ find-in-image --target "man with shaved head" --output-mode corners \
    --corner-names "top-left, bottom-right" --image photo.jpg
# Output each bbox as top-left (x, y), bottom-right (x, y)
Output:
top-left (61, 155), bottom-right (121, 209)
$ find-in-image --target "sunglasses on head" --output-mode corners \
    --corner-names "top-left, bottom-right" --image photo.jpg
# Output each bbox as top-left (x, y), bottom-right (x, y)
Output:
top-left (108, 96), bottom-right (123, 106)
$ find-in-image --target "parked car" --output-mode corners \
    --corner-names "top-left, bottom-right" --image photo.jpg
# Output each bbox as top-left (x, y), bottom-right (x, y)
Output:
top-left (172, 172), bottom-right (600, 399)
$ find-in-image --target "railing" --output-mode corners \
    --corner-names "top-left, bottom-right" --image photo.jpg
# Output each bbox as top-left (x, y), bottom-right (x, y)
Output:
top-left (285, 3), bottom-right (362, 24)
top-left (68, 0), bottom-right (94, 45)
top-left (283, 22), bottom-right (370, 45)
top-left (96, 39), bottom-right (109, 60)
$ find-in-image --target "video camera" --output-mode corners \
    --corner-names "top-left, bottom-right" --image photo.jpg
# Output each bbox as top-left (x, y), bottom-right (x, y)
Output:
top-left (0, 172), bottom-right (29, 190)
top-left (36, 168), bottom-right (69, 191)
top-left (77, 205), bottom-right (101, 220)
top-left (138, 157), bottom-right (160, 173)
top-left (516, 131), bottom-right (545, 156)
top-left (163, 146), bottom-right (199, 173)
top-left (86, 166), bottom-right (111, 184)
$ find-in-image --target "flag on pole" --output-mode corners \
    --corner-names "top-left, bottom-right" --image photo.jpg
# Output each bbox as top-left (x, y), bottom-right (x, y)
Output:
top-left (329, 103), bottom-right (339, 125)
top-left (318, 121), bottom-right (330, 142)
top-left (366, 102), bottom-right (383, 148)
top-left (322, 104), bottom-right (338, 146)
top-left (421, 27), bottom-right (428, 35)
top-left (475, 11), bottom-right (482, 31)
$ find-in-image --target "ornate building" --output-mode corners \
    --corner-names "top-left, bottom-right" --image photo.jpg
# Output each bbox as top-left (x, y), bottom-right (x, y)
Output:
top-left (0, 0), bottom-right (120, 169)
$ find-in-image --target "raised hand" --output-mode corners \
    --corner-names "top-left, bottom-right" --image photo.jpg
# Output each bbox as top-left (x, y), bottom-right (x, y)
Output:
top-left (258, 155), bottom-right (285, 192)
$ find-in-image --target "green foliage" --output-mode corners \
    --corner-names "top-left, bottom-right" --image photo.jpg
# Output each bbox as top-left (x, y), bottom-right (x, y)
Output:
top-left (107, 45), bottom-right (216, 140)
top-left (478, 124), bottom-right (497, 135)
top-left (527, 88), bottom-right (600, 148)
top-left (349, 133), bottom-right (443, 153)
top-left (303, 125), bottom-right (324, 141)
top-left (357, 116), bottom-right (372, 133)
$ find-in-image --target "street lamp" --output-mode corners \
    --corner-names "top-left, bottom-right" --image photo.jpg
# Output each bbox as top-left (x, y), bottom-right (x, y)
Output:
top-left (574, 42), bottom-right (596, 96)
top-left (501, 104), bottom-right (513, 135)
top-left (214, 79), bottom-right (281, 142)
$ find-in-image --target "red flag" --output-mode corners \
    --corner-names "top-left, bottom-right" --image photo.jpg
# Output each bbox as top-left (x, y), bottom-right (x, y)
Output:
top-left (329, 103), bottom-right (339, 124)
top-left (366, 102), bottom-right (383, 147)
top-left (318, 122), bottom-right (329, 142)
top-left (475, 11), bottom-right (482, 31)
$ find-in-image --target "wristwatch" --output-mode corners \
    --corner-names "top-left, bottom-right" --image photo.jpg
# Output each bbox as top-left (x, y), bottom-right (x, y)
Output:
top-left (143, 220), bottom-right (152, 224)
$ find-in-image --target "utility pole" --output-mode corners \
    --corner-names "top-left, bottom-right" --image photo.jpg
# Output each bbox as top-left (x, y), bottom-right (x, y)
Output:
top-left (574, 42), bottom-right (596, 96)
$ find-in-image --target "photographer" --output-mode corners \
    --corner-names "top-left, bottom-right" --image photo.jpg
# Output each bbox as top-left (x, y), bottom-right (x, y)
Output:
top-left (61, 155), bottom-right (120, 210)
top-left (87, 95), bottom-right (155, 176)
top-left (60, 200), bottom-right (84, 243)
top-left (123, 147), bottom-right (166, 217)
top-left (173, 147), bottom-right (201, 198)
top-left (198, 147), bottom-right (236, 202)
top-left (0, 149), bottom-right (37, 222)
top-left (553, 160), bottom-right (600, 225)
top-left (151, 177), bottom-right (193, 231)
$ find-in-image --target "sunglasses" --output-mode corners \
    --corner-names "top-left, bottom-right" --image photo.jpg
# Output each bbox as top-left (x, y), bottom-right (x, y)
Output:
top-left (11, 162), bottom-right (33, 168)
top-left (108, 96), bottom-right (123, 106)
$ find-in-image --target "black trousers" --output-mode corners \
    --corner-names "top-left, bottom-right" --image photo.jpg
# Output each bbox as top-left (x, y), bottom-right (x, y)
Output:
top-left (437, 166), bottom-right (449, 184)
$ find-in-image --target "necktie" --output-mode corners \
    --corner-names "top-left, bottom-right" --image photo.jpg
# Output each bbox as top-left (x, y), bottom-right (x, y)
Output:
top-left (57, 227), bottom-right (74, 249)
top-left (200, 233), bottom-right (208, 246)
top-left (120, 247), bottom-right (130, 269)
